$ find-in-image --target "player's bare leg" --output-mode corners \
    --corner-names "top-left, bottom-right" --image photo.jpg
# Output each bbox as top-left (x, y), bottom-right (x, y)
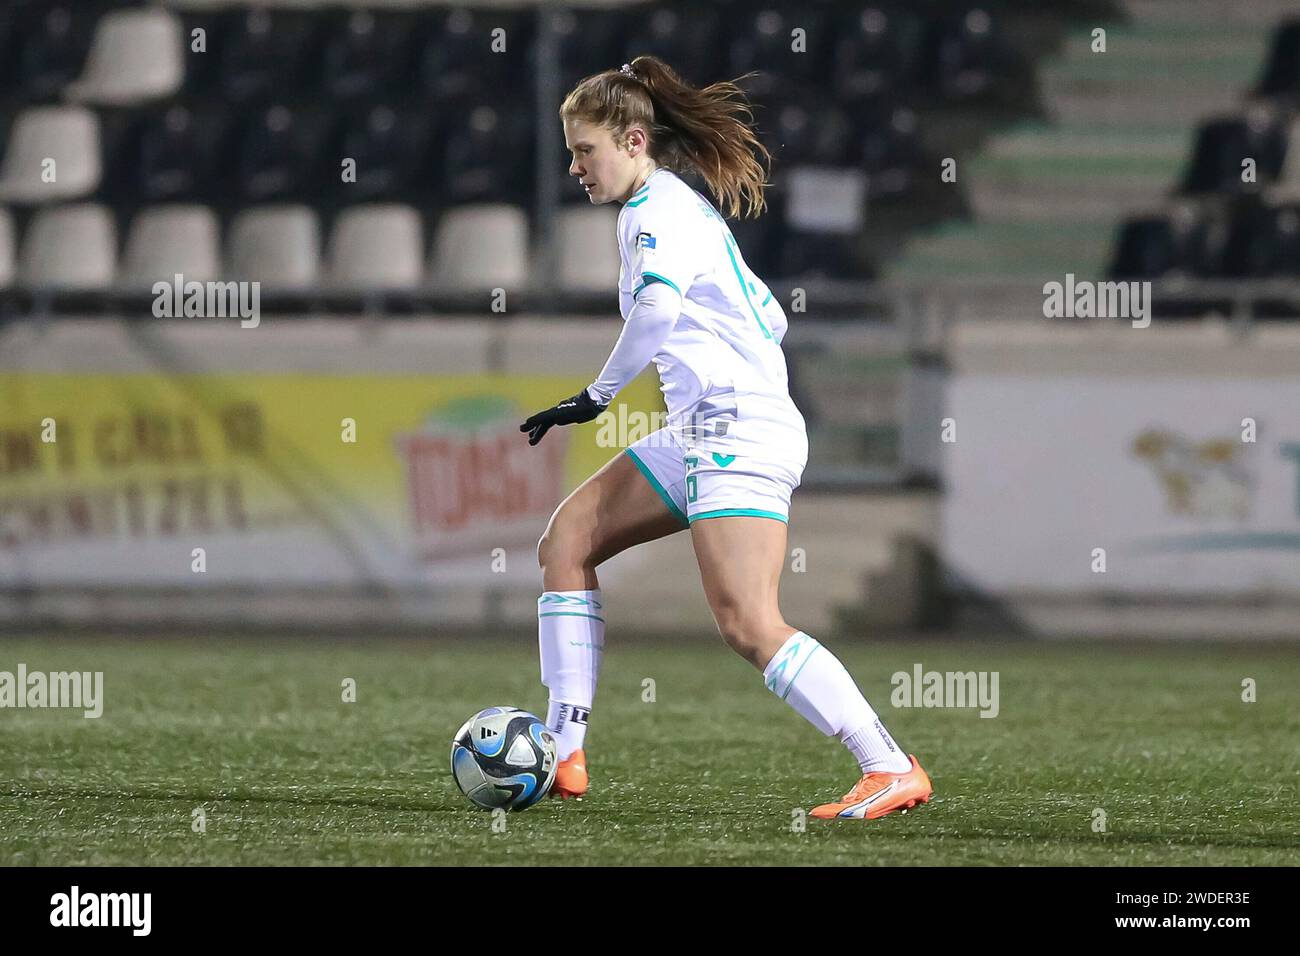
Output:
top-left (690, 514), bottom-right (932, 820)
top-left (536, 448), bottom-right (687, 797)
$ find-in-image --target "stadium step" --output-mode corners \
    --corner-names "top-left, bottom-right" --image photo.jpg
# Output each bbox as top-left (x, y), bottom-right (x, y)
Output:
top-left (887, 2), bottom-right (1288, 282)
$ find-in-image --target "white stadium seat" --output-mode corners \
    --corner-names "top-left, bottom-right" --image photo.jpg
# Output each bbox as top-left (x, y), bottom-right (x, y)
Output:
top-left (429, 203), bottom-right (529, 291)
top-left (326, 204), bottom-right (423, 290)
top-left (65, 8), bottom-right (185, 107)
top-left (226, 205), bottom-right (321, 291)
top-left (19, 204), bottom-right (118, 290)
top-left (120, 204), bottom-right (222, 289)
top-left (558, 205), bottom-right (620, 292)
top-left (0, 107), bottom-right (101, 204)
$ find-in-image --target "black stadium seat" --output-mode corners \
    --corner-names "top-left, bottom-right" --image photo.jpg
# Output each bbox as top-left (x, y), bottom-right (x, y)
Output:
top-left (1179, 114), bottom-right (1288, 196)
top-left (832, 7), bottom-right (923, 109)
top-left (326, 104), bottom-right (438, 204)
top-left (419, 7), bottom-right (534, 107)
top-left (621, 5), bottom-right (722, 87)
top-left (440, 102), bottom-right (535, 207)
top-left (230, 104), bottom-right (331, 204)
top-left (1256, 18), bottom-right (1300, 100)
top-left (15, 3), bottom-right (97, 103)
top-left (106, 104), bottom-right (227, 205)
top-left (213, 10), bottom-right (321, 105)
top-left (318, 9), bottom-right (418, 104)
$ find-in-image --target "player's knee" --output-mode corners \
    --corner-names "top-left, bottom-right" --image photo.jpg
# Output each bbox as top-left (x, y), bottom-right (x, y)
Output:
top-left (713, 608), bottom-right (769, 665)
top-left (536, 523), bottom-right (587, 574)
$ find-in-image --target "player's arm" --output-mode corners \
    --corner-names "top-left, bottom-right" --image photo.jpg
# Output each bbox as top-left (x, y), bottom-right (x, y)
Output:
top-left (518, 284), bottom-right (683, 446)
top-left (586, 281), bottom-right (683, 405)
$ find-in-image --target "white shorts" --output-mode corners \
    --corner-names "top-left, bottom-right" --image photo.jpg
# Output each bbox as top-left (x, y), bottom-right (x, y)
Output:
top-left (623, 391), bottom-right (808, 526)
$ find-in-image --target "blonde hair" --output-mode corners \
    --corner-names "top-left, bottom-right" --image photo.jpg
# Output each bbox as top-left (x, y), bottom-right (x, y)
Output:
top-left (560, 56), bottom-right (772, 219)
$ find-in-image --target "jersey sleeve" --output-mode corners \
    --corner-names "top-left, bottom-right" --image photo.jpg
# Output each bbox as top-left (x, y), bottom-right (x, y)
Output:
top-left (620, 197), bottom-right (698, 300)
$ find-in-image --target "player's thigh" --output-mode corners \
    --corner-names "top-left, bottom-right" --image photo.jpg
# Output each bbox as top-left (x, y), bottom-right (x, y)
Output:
top-left (540, 447), bottom-right (686, 568)
top-left (690, 514), bottom-right (788, 632)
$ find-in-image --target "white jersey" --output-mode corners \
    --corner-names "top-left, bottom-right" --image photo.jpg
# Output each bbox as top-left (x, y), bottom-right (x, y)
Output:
top-left (615, 167), bottom-right (802, 445)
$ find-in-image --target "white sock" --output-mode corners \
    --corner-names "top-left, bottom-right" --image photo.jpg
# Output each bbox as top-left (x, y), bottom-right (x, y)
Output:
top-left (763, 631), bottom-right (911, 774)
top-left (537, 589), bottom-right (604, 760)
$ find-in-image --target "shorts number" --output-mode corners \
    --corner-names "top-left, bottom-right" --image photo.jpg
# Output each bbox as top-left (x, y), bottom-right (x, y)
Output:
top-left (686, 474), bottom-right (697, 503)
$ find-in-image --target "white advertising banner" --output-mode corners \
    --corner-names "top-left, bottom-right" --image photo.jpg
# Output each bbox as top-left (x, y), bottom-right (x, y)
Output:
top-left (942, 376), bottom-right (1300, 594)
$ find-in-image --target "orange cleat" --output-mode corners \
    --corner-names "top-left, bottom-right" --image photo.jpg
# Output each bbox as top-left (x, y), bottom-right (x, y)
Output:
top-left (810, 754), bottom-right (933, 820)
top-left (550, 748), bottom-right (588, 800)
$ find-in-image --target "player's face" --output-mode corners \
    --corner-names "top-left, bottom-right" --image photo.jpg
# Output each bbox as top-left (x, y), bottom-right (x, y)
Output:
top-left (563, 117), bottom-right (637, 205)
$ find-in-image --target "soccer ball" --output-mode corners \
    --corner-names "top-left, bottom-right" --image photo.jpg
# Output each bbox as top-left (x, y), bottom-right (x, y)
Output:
top-left (450, 706), bottom-right (557, 810)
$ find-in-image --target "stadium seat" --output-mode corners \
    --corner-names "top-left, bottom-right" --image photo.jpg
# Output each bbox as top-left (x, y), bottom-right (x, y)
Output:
top-left (0, 207), bottom-right (13, 288)
top-left (1219, 194), bottom-right (1277, 277)
top-left (0, 106), bottom-right (101, 203)
top-left (1256, 17), bottom-right (1300, 100)
top-left (440, 104), bottom-right (534, 207)
top-left (107, 105), bottom-right (226, 204)
top-left (418, 7), bottom-right (532, 106)
top-left (1268, 200), bottom-right (1300, 275)
top-left (119, 204), bottom-right (221, 290)
top-left (317, 9), bottom-right (414, 103)
top-left (18, 203), bottom-right (117, 290)
top-left (728, 6), bottom-right (830, 97)
top-left (226, 204), bottom-right (321, 291)
top-left (64, 8), bottom-right (185, 106)
top-left (328, 104), bottom-right (436, 203)
top-left (1180, 111), bottom-right (1288, 196)
top-left (832, 7), bottom-right (921, 107)
top-left (14, 4), bottom-right (96, 104)
top-left (1110, 214), bottom-right (1179, 279)
top-left (231, 104), bottom-right (328, 203)
top-left (557, 205), bottom-right (619, 292)
top-left (326, 203), bottom-right (423, 290)
top-left (760, 90), bottom-right (855, 167)
top-left (1268, 115), bottom-right (1300, 202)
top-left (214, 9), bottom-right (320, 104)
top-left (620, 5), bottom-right (721, 86)
top-left (553, 6), bottom-right (627, 92)
top-left (917, 9), bottom-right (1035, 110)
top-left (428, 203), bottom-right (529, 291)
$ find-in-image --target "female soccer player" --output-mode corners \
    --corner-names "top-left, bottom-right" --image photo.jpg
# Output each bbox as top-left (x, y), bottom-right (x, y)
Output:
top-left (519, 56), bottom-right (932, 820)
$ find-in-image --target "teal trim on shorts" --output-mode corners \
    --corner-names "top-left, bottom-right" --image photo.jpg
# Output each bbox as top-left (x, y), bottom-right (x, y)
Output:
top-left (539, 611), bottom-right (606, 624)
top-left (624, 448), bottom-right (689, 525)
top-left (687, 508), bottom-right (788, 524)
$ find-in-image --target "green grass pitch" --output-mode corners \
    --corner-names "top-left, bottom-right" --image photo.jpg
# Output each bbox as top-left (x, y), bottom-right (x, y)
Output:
top-left (1, 635), bottom-right (1296, 865)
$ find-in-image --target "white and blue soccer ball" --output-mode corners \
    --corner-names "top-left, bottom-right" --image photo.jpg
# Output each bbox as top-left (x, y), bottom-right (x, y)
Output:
top-left (450, 707), bottom-right (557, 810)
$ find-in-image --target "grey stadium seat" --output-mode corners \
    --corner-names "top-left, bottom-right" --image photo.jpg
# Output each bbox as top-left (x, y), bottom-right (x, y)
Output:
top-left (120, 204), bottom-right (222, 290)
top-left (226, 204), bottom-right (321, 291)
top-left (326, 203), bottom-right (423, 291)
top-left (0, 107), bottom-right (101, 204)
top-left (19, 203), bottom-right (118, 290)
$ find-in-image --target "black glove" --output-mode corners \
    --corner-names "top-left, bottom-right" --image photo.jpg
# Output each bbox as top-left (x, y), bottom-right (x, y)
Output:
top-left (519, 388), bottom-right (608, 446)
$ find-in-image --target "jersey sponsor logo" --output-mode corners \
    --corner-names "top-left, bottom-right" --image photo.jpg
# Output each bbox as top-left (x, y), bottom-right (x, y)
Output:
top-left (637, 232), bottom-right (657, 249)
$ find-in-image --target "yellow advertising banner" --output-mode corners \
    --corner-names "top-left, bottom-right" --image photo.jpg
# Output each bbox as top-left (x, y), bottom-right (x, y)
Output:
top-left (0, 373), bottom-right (664, 582)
